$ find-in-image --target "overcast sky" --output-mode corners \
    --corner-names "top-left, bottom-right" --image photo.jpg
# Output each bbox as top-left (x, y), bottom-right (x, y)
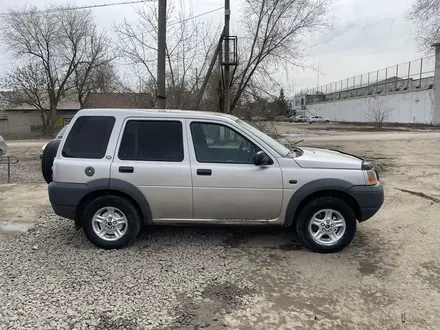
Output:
top-left (0, 0), bottom-right (431, 97)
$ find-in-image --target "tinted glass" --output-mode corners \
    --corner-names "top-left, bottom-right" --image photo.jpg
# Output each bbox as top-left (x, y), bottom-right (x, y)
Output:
top-left (118, 120), bottom-right (183, 162)
top-left (237, 119), bottom-right (289, 157)
top-left (190, 122), bottom-right (260, 164)
top-left (62, 116), bottom-right (115, 159)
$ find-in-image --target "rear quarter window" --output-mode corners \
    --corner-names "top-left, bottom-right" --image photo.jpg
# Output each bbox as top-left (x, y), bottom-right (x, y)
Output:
top-left (118, 120), bottom-right (184, 162)
top-left (62, 116), bottom-right (115, 159)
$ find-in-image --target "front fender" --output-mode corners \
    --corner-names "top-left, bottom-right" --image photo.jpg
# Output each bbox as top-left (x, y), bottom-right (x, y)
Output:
top-left (284, 178), bottom-right (354, 227)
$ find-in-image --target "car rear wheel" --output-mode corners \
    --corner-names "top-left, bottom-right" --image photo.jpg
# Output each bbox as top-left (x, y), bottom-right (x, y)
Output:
top-left (41, 139), bottom-right (61, 184)
top-left (296, 197), bottom-right (357, 253)
top-left (82, 195), bottom-right (142, 249)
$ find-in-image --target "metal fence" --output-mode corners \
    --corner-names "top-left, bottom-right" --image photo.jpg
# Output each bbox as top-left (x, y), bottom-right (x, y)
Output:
top-left (296, 56), bottom-right (435, 102)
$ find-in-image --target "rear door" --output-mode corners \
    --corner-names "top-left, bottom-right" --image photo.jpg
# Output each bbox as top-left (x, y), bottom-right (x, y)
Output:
top-left (54, 115), bottom-right (117, 183)
top-left (110, 117), bottom-right (192, 220)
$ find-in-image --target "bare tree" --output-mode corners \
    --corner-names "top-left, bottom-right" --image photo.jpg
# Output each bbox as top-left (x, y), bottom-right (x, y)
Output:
top-left (1, 6), bottom-right (115, 134)
top-left (75, 61), bottom-right (121, 107)
top-left (2, 62), bottom-right (51, 128)
top-left (365, 95), bottom-right (392, 128)
top-left (73, 32), bottom-right (117, 107)
top-left (408, 0), bottom-right (440, 52)
top-left (228, 0), bottom-right (331, 113)
top-left (94, 63), bottom-right (122, 93)
top-left (114, 1), bottom-right (220, 109)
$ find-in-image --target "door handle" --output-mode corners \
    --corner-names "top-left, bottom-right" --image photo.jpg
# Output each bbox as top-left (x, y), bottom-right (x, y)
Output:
top-left (119, 166), bottom-right (134, 173)
top-left (197, 169), bottom-right (212, 176)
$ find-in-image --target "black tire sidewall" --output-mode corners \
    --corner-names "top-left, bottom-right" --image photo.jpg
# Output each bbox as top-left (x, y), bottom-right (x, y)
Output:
top-left (82, 196), bottom-right (141, 249)
top-left (41, 139), bottom-right (60, 184)
top-left (296, 198), bottom-right (357, 253)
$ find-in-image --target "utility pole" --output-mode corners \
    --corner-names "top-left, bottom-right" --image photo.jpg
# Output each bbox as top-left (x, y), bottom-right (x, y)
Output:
top-left (317, 60), bottom-right (320, 88)
top-left (156, 0), bottom-right (167, 109)
top-left (194, 28), bottom-right (225, 110)
top-left (224, 0), bottom-right (230, 113)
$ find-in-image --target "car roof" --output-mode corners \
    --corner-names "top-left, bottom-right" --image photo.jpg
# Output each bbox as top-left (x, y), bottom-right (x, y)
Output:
top-left (76, 108), bottom-right (239, 123)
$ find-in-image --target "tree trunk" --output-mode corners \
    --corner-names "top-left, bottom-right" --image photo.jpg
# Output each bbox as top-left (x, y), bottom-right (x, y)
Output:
top-left (49, 107), bottom-right (57, 135)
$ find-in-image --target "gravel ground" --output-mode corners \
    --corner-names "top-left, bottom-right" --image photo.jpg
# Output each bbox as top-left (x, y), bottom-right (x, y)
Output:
top-left (0, 160), bottom-right (43, 184)
top-left (2, 134), bottom-right (440, 329)
top-left (0, 211), bottom-right (266, 330)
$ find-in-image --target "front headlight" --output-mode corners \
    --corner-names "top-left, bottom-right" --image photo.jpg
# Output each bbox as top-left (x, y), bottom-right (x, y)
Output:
top-left (365, 169), bottom-right (378, 185)
top-left (362, 161), bottom-right (378, 185)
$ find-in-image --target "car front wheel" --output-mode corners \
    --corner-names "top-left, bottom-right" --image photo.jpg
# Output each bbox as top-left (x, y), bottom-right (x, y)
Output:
top-left (296, 196), bottom-right (357, 253)
top-left (82, 195), bottom-right (142, 249)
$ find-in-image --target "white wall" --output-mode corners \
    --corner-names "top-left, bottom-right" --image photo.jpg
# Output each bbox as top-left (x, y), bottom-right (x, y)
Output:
top-left (307, 89), bottom-right (435, 124)
top-left (0, 111), bottom-right (42, 136)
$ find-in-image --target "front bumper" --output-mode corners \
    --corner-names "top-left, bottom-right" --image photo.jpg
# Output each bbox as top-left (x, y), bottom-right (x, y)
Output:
top-left (349, 182), bottom-right (384, 222)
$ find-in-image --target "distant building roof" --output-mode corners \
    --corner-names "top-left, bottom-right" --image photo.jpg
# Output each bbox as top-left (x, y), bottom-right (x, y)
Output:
top-left (82, 92), bottom-right (155, 109)
top-left (0, 91), bottom-right (80, 111)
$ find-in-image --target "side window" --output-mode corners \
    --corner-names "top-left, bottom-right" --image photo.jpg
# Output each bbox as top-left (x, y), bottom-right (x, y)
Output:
top-left (190, 122), bottom-right (261, 164)
top-left (118, 120), bottom-right (184, 162)
top-left (62, 116), bottom-right (115, 159)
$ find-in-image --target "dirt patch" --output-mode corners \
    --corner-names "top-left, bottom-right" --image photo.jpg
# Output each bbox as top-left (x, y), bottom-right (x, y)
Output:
top-left (362, 156), bottom-right (394, 173)
top-left (395, 188), bottom-right (440, 203)
top-left (275, 243), bottom-right (302, 251)
top-left (166, 282), bottom-right (255, 329)
top-left (417, 261), bottom-right (440, 291)
top-left (203, 282), bottom-right (254, 308)
top-left (350, 230), bottom-right (397, 277)
top-left (0, 183), bottom-right (48, 221)
top-left (222, 228), bottom-right (268, 248)
top-left (96, 311), bottom-right (138, 330)
top-left (360, 287), bottom-right (397, 308)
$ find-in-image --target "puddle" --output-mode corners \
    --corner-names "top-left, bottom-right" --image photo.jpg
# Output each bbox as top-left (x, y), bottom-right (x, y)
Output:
top-left (0, 220), bottom-right (34, 235)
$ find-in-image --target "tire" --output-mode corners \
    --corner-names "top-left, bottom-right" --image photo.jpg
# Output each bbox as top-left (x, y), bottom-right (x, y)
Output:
top-left (309, 121), bottom-right (314, 124)
top-left (296, 197), bottom-right (357, 253)
top-left (325, 120), bottom-right (330, 123)
top-left (82, 195), bottom-right (142, 249)
top-left (41, 139), bottom-right (60, 184)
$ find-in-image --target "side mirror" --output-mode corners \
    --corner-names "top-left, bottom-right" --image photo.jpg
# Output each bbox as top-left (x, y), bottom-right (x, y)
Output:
top-left (254, 151), bottom-right (272, 166)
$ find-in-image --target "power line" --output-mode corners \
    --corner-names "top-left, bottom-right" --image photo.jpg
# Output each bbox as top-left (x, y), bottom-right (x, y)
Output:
top-left (0, 0), bottom-right (153, 17)
top-left (0, 6), bottom-right (224, 67)
top-left (169, 7), bottom-right (222, 26)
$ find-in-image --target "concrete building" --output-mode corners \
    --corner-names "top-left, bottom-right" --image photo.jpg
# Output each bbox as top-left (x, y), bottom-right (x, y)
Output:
top-left (292, 54), bottom-right (440, 125)
top-left (82, 92), bottom-right (154, 109)
top-left (433, 42), bottom-right (440, 125)
top-left (0, 96), bottom-right (80, 137)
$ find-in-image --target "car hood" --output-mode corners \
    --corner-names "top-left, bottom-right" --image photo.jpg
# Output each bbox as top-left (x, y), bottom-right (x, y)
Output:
top-left (294, 147), bottom-right (363, 169)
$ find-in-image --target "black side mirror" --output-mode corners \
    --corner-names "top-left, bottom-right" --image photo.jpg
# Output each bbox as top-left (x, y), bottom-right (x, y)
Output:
top-left (254, 151), bottom-right (272, 166)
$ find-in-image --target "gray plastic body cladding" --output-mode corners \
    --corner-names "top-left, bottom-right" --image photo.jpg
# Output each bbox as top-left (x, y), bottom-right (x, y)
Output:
top-left (284, 178), bottom-right (354, 227)
top-left (49, 179), bottom-right (152, 226)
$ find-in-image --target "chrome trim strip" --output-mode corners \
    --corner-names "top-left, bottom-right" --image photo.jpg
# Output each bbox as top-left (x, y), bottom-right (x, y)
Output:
top-left (153, 218), bottom-right (269, 225)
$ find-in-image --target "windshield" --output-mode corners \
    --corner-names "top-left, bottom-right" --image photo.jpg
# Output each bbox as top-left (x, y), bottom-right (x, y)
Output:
top-left (237, 119), bottom-right (290, 157)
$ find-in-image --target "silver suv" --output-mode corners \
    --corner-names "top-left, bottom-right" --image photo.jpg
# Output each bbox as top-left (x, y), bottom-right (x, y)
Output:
top-left (48, 109), bottom-right (384, 253)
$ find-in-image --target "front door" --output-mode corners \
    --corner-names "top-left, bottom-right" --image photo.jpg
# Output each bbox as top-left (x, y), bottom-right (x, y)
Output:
top-left (110, 118), bottom-right (192, 220)
top-left (188, 120), bottom-right (283, 220)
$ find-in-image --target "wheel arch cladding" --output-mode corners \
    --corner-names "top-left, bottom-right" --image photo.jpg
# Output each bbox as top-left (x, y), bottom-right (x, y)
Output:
top-left (75, 178), bottom-right (152, 228)
top-left (284, 178), bottom-right (361, 227)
